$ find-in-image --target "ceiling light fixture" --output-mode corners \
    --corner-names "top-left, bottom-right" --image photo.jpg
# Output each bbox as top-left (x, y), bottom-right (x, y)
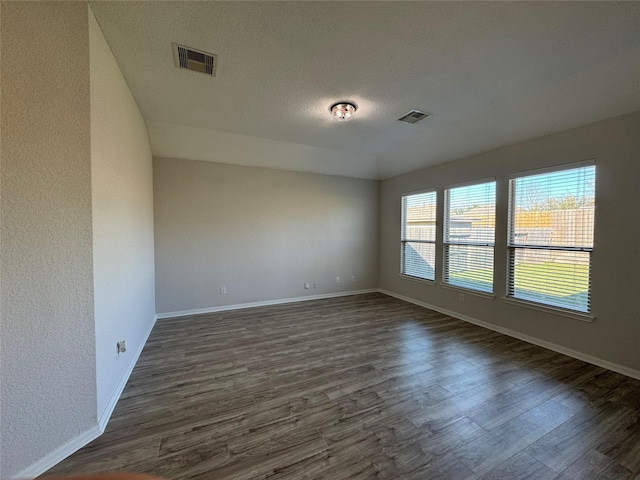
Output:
top-left (330, 102), bottom-right (357, 121)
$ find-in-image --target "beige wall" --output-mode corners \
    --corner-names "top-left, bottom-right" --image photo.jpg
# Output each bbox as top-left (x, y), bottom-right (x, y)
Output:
top-left (154, 158), bottom-right (379, 315)
top-left (379, 111), bottom-right (640, 373)
top-left (1, 3), bottom-right (96, 476)
top-left (1, 3), bottom-right (637, 476)
top-left (0, 5), bottom-right (156, 477)
top-left (89, 9), bottom-right (156, 422)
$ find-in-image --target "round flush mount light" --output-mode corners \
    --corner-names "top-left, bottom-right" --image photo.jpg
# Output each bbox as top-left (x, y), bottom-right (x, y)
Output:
top-left (330, 102), bottom-right (357, 121)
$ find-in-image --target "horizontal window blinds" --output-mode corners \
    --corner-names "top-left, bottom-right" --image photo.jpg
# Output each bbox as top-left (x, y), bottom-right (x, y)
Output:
top-left (402, 191), bottom-right (436, 281)
top-left (444, 182), bottom-right (496, 293)
top-left (508, 165), bottom-right (595, 313)
top-left (445, 245), bottom-right (494, 292)
top-left (403, 242), bottom-right (436, 280)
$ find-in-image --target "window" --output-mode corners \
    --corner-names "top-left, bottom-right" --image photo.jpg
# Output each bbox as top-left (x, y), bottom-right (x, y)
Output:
top-left (507, 164), bottom-right (595, 313)
top-left (444, 181), bottom-right (496, 293)
top-left (401, 191), bottom-right (436, 281)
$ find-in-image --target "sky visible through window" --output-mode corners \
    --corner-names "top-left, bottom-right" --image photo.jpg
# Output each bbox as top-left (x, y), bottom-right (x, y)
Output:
top-left (405, 192), bottom-right (435, 208)
top-left (448, 182), bottom-right (495, 212)
top-left (509, 164), bottom-right (596, 313)
top-left (514, 166), bottom-right (595, 210)
top-left (444, 168), bottom-right (594, 211)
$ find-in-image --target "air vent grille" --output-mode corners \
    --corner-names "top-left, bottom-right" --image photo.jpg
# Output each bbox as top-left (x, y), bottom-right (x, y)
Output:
top-left (398, 110), bottom-right (430, 124)
top-left (174, 44), bottom-right (217, 76)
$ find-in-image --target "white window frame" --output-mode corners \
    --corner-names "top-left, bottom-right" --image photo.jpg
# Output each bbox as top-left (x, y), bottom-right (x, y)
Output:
top-left (401, 190), bottom-right (437, 282)
top-left (506, 161), bottom-right (595, 315)
top-left (443, 179), bottom-right (496, 294)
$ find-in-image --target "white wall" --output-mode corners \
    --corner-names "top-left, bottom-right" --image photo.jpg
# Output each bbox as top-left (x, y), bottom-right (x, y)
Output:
top-left (154, 158), bottom-right (379, 315)
top-left (1, 3), bottom-right (96, 476)
top-left (0, 5), bottom-right (156, 477)
top-left (89, 9), bottom-right (156, 422)
top-left (379, 111), bottom-right (640, 374)
top-left (1, 3), bottom-right (636, 477)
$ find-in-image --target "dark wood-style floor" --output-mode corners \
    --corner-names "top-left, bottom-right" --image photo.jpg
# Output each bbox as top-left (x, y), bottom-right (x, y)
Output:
top-left (45, 293), bottom-right (640, 479)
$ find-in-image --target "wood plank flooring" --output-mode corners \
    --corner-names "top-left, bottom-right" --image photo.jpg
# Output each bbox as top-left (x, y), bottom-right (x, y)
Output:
top-left (44, 293), bottom-right (640, 479)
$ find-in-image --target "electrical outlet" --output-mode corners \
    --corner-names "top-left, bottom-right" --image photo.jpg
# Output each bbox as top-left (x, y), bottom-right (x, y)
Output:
top-left (336, 276), bottom-right (341, 283)
top-left (313, 282), bottom-right (318, 289)
top-left (459, 293), bottom-right (465, 302)
top-left (116, 340), bottom-right (127, 354)
top-left (351, 275), bottom-right (355, 282)
top-left (220, 287), bottom-right (227, 295)
top-left (304, 282), bottom-right (310, 289)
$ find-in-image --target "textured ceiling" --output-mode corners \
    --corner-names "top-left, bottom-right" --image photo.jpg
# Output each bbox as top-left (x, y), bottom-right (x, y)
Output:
top-left (89, 1), bottom-right (640, 179)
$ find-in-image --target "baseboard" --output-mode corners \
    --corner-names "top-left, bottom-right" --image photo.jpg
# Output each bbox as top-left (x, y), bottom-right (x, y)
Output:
top-left (11, 315), bottom-right (158, 480)
top-left (379, 289), bottom-right (640, 381)
top-left (12, 289), bottom-right (636, 479)
top-left (9, 424), bottom-right (102, 480)
top-left (97, 314), bottom-right (157, 430)
top-left (156, 288), bottom-right (379, 319)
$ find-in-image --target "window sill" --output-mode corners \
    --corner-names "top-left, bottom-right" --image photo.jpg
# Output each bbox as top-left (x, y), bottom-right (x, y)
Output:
top-left (439, 282), bottom-right (496, 300)
top-left (398, 274), bottom-right (436, 286)
top-left (502, 297), bottom-right (595, 322)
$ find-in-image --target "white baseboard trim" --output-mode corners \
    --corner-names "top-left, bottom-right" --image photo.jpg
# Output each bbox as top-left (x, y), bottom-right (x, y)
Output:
top-left (156, 289), bottom-right (379, 320)
top-left (97, 315), bottom-right (157, 430)
top-left (9, 424), bottom-right (102, 480)
top-left (12, 288), bottom-right (636, 479)
top-left (11, 315), bottom-right (158, 480)
top-left (379, 289), bottom-right (640, 381)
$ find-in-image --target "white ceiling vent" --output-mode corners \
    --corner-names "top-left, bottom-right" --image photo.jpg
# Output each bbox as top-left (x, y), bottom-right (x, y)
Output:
top-left (174, 44), bottom-right (217, 76)
top-left (397, 110), bottom-right (431, 124)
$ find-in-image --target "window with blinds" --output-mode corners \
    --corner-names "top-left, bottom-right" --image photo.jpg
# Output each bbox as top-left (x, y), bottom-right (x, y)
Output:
top-left (401, 191), bottom-right (437, 281)
top-left (444, 181), bottom-right (496, 293)
top-left (508, 164), bottom-right (595, 313)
